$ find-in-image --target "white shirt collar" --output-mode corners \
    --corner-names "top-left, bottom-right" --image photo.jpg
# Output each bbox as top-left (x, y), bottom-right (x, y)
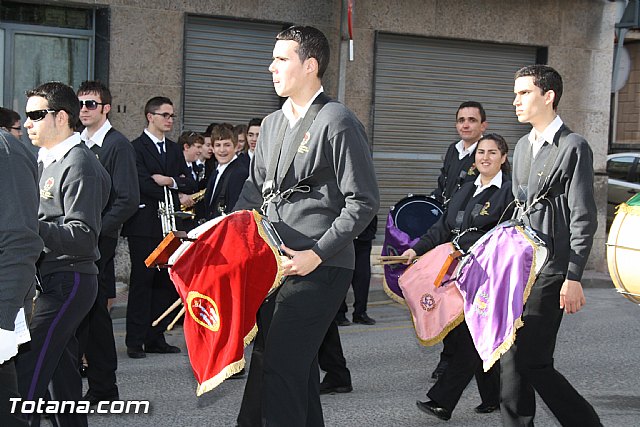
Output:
top-left (144, 128), bottom-right (165, 145)
top-left (216, 155), bottom-right (238, 173)
top-left (528, 115), bottom-right (563, 157)
top-left (282, 87), bottom-right (324, 128)
top-left (38, 133), bottom-right (83, 168)
top-left (81, 119), bottom-right (112, 148)
top-left (454, 139), bottom-right (479, 160)
top-left (472, 170), bottom-right (503, 197)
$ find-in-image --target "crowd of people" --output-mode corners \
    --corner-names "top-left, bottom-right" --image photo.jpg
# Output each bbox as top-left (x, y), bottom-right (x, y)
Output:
top-left (0, 24), bottom-right (601, 427)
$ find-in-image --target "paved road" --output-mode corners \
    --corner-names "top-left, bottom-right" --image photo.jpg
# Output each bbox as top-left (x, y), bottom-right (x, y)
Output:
top-left (82, 288), bottom-right (639, 427)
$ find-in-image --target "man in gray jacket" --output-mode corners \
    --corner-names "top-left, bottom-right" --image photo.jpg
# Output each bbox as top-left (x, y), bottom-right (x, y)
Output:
top-left (234, 25), bottom-right (379, 426)
top-left (0, 129), bottom-right (43, 427)
top-left (502, 65), bottom-right (601, 426)
top-left (16, 82), bottom-right (110, 427)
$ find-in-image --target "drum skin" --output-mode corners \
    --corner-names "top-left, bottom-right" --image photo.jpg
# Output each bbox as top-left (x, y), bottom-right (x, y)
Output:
top-left (607, 204), bottom-right (640, 304)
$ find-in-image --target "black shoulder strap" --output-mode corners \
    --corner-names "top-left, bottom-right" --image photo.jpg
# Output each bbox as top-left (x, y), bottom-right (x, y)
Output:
top-left (263, 92), bottom-right (331, 196)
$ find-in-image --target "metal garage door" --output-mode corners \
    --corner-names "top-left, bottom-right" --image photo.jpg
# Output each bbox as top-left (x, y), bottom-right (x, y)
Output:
top-left (373, 33), bottom-right (541, 219)
top-left (183, 16), bottom-right (283, 133)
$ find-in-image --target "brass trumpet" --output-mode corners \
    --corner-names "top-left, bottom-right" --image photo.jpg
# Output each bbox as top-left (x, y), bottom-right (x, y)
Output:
top-left (180, 189), bottom-right (207, 216)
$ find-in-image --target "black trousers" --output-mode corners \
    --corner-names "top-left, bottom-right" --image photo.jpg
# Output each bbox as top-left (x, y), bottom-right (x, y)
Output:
top-left (76, 236), bottom-right (119, 397)
top-left (317, 320), bottom-right (351, 387)
top-left (125, 236), bottom-right (179, 348)
top-left (237, 266), bottom-right (351, 427)
top-left (427, 320), bottom-right (499, 412)
top-left (500, 274), bottom-right (601, 426)
top-left (1, 360), bottom-right (28, 427)
top-left (16, 272), bottom-right (97, 427)
top-left (338, 240), bottom-right (372, 317)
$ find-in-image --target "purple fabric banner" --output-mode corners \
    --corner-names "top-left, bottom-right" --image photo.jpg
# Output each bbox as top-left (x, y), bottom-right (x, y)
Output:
top-left (455, 225), bottom-right (538, 371)
top-left (381, 213), bottom-right (419, 302)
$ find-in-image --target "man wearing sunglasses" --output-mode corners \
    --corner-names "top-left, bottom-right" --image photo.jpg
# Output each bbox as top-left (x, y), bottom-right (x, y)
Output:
top-left (16, 81), bottom-right (110, 427)
top-left (121, 96), bottom-right (197, 359)
top-left (74, 80), bottom-right (139, 406)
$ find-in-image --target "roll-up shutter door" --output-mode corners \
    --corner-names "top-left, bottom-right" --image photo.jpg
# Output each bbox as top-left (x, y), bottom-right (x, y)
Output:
top-left (183, 16), bottom-right (283, 132)
top-left (373, 33), bottom-right (540, 220)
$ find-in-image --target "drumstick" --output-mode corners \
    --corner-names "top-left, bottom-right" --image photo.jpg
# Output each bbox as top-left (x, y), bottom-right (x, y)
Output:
top-left (152, 298), bottom-right (183, 327)
top-left (167, 306), bottom-right (186, 331)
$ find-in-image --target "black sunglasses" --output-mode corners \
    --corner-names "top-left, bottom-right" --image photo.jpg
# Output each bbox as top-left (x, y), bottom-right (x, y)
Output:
top-left (79, 100), bottom-right (105, 110)
top-left (150, 112), bottom-right (177, 120)
top-left (26, 109), bottom-right (57, 122)
top-left (11, 126), bottom-right (22, 131)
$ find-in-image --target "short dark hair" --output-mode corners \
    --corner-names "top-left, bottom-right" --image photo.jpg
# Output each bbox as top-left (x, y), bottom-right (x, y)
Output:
top-left (77, 80), bottom-right (112, 105)
top-left (0, 107), bottom-right (20, 128)
top-left (276, 26), bottom-right (330, 79)
top-left (203, 122), bottom-right (219, 137)
top-left (514, 65), bottom-right (563, 110)
top-left (456, 101), bottom-right (486, 122)
top-left (247, 117), bottom-right (262, 129)
top-left (478, 133), bottom-right (511, 175)
top-left (178, 131), bottom-right (204, 149)
top-left (144, 96), bottom-right (173, 118)
top-left (211, 124), bottom-right (235, 145)
top-left (26, 82), bottom-right (79, 129)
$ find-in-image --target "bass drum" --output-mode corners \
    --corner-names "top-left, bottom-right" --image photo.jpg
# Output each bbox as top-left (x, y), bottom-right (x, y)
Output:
top-left (607, 193), bottom-right (640, 304)
top-left (381, 195), bottom-right (444, 303)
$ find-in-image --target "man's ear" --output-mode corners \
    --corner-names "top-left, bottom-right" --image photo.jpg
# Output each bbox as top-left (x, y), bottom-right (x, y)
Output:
top-left (305, 57), bottom-right (319, 76)
top-left (103, 103), bottom-right (111, 115)
top-left (545, 90), bottom-right (556, 107)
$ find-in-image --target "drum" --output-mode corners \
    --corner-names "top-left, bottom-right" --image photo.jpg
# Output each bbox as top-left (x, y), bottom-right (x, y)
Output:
top-left (607, 193), bottom-right (640, 304)
top-left (453, 221), bottom-right (548, 371)
top-left (381, 195), bottom-right (443, 302)
top-left (398, 243), bottom-right (464, 346)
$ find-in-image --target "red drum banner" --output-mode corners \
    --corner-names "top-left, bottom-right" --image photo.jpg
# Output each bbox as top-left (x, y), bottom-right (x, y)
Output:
top-left (169, 210), bottom-right (283, 395)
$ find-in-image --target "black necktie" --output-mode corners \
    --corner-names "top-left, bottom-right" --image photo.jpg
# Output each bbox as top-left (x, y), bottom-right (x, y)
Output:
top-left (157, 141), bottom-right (166, 163)
top-left (37, 161), bottom-right (44, 179)
top-left (208, 168), bottom-right (219, 205)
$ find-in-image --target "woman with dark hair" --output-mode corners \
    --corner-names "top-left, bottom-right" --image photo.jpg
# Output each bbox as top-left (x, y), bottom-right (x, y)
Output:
top-left (402, 133), bottom-right (514, 421)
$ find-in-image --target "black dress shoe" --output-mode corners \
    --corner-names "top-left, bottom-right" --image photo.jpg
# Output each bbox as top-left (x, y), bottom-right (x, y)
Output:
top-left (145, 343), bottom-right (181, 354)
top-left (83, 390), bottom-right (120, 406)
top-left (474, 403), bottom-right (499, 413)
top-left (352, 313), bottom-right (376, 325)
top-left (416, 400), bottom-right (451, 421)
top-left (127, 346), bottom-right (146, 359)
top-left (335, 316), bottom-right (351, 326)
top-left (319, 382), bottom-right (353, 395)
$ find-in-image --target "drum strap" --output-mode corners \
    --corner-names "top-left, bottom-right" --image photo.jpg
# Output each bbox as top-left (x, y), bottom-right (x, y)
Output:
top-left (261, 93), bottom-right (331, 213)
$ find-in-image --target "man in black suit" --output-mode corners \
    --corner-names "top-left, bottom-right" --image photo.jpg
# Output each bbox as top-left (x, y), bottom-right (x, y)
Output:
top-left (203, 124), bottom-right (248, 220)
top-left (121, 97), bottom-right (197, 359)
top-left (76, 80), bottom-right (139, 403)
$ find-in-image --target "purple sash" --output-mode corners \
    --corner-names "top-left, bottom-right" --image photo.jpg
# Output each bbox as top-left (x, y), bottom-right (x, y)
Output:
top-left (381, 213), bottom-right (418, 302)
top-left (455, 223), bottom-right (547, 371)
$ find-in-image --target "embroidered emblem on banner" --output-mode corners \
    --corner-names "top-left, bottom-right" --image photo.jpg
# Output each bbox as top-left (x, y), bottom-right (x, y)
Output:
top-left (420, 293), bottom-right (436, 312)
top-left (298, 132), bottom-right (310, 153)
top-left (187, 291), bottom-right (221, 332)
top-left (473, 291), bottom-right (490, 317)
top-left (479, 202), bottom-right (491, 216)
top-left (40, 177), bottom-right (55, 199)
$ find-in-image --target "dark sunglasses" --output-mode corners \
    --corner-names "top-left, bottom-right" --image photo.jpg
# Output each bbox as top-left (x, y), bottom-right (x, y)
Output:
top-left (150, 112), bottom-right (177, 120)
top-left (11, 126), bottom-right (22, 131)
top-left (25, 109), bottom-right (57, 122)
top-left (79, 100), bottom-right (105, 110)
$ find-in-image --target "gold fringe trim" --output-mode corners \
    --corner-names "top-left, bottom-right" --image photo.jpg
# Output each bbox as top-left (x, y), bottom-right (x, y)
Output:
top-left (481, 226), bottom-right (540, 371)
top-left (196, 358), bottom-right (246, 396)
top-left (416, 311), bottom-right (464, 347)
top-left (244, 323), bottom-right (258, 346)
top-left (382, 275), bottom-right (407, 306)
top-left (252, 210), bottom-right (285, 297)
top-left (616, 202), bottom-right (640, 217)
